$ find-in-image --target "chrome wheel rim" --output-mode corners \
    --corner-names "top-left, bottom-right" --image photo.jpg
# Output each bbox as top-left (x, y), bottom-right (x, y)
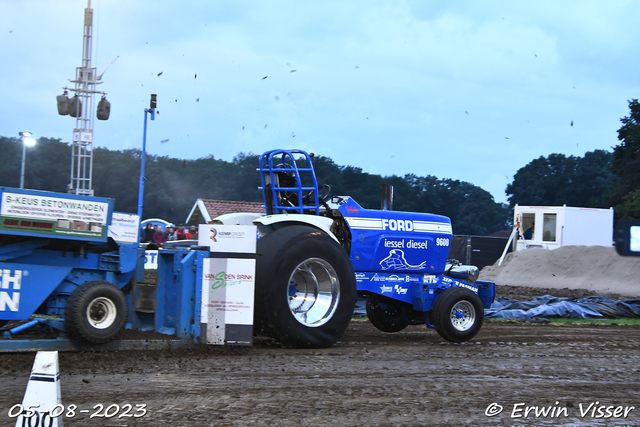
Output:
top-left (450, 300), bottom-right (476, 332)
top-left (287, 258), bottom-right (340, 327)
top-left (86, 297), bottom-right (117, 329)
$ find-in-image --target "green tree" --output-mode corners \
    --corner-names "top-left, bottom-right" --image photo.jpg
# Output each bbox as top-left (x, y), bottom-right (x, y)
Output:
top-left (339, 165), bottom-right (383, 209)
top-left (615, 189), bottom-right (640, 219)
top-left (0, 134), bottom-right (511, 234)
top-left (0, 136), bottom-right (71, 191)
top-left (307, 155), bottom-right (345, 196)
top-left (404, 174), bottom-right (510, 235)
top-left (609, 99), bottom-right (640, 218)
top-left (231, 152), bottom-right (262, 202)
top-left (0, 136), bottom-right (31, 188)
top-left (93, 147), bottom-right (140, 213)
top-left (506, 150), bottom-right (614, 208)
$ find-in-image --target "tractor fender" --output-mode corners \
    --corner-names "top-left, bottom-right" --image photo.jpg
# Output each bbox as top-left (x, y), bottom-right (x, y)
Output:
top-left (253, 214), bottom-right (339, 243)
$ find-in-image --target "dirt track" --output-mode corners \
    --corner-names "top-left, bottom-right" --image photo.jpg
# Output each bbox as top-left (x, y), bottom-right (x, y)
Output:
top-left (2, 317), bottom-right (640, 427)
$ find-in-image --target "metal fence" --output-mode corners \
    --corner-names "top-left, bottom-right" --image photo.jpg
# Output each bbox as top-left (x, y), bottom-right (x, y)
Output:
top-left (449, 235), bottom-right (511, 270)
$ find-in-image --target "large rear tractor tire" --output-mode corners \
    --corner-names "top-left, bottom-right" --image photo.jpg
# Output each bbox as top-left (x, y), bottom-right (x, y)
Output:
top-left (366, 297), bottom-right (409, 333)
top-left (432, 287), bottom-right (484, 343)
top-left (65, 280), bottom-right (129, 344)
top-left (255, 225), bottom-right (357, 348)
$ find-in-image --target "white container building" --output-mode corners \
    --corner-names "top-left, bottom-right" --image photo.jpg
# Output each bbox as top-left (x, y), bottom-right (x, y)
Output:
top-left (513, 205), bottom-right (614, 251)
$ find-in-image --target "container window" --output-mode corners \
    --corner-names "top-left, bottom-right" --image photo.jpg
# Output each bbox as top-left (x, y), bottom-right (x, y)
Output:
top-left (521, 213), bottom-right (535, 239)
top-left (543, 213), bottom-right (557, 242)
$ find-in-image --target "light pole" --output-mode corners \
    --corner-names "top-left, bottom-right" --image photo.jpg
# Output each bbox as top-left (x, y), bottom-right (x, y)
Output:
top-left (137, 94), bottom-right (157, 219)
top-left (19, 131), bottom-right (36, 189)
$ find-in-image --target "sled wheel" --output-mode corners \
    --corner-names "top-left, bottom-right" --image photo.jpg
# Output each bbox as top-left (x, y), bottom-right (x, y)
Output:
top-left (65, 280), bottom-right (129, 344)
top-left (366, 297), bottom-right (408, 332)
top-left (433, 287), bottom-right (483, 343)
top-left (255, 225), bottom-right (356, 348)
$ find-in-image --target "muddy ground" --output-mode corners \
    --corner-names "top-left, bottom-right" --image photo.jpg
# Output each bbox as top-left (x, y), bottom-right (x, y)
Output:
top-left (2, 285), bottom-right (640, 426)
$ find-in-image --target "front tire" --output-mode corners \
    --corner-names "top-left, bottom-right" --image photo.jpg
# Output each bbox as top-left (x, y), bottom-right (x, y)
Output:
top-left (255, 225), bottom-right (356, 348)
top-left (433, 287), bottom-right (483, 342)
top-left (65, 280), bottom-right (129, 344)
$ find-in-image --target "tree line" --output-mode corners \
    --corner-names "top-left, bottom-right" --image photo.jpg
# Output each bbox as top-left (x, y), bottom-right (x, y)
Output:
top-left (2, 98), bottom-right (639, 234)
top-left (0, 137), bottom-right (510, 235)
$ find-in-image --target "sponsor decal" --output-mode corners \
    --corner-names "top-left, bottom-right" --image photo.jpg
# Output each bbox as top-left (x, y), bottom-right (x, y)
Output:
top-left (0, 269), bottom-right (26, 312)
top-left (424, 275), bottom-right (438, 284)
top-left (454, 282), bottom-right (479, 294)
top-left (199, 224), bottom-right (256, 254)
top-left (388, 275), bottom-right (404, 282)
top-left (108, 213), bottom-right (140, 244)
top-left (220, 231), bottom-right (246, 238)
top-left (207, 226), bottom-right (248, 244)
top-left (344, 217), bottom-right (453, 234)
top-left (384, 239), bottom-right (404, 249)
top-left (380, 249), bottom-right (426, 271)
top-left (383, 239), bottom-right (428, 250)
top-left (214, 229), bottom-right (247, 239)
top-left (380, 285), bottom-right (393, 294)
top-left (394, 285), bottom-right (408, 295)
top-left (204, 271), bottom-right (253, 290)
top-left (405, 275), bottom-right (420, 282)
top-left (144, 250), bottom-right (159, 270)
top-left (382, 219), bottom-right (413, 231)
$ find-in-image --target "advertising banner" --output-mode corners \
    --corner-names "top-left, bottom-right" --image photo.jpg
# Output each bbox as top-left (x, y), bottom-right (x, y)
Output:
top-left (201, 258), bottom-right (255, 345)
top-left (108, 212), bottom-right (140, 244)
top-left (0, 190), bottom-right (111, 241)
top-left (144, 250), bottom-right (158, 269)
top-left (197, 224), bottom-right (257, 253)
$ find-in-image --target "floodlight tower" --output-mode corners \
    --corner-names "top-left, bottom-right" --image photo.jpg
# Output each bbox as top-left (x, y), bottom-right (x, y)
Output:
top-left (60, 0), bottom-right (111, 196)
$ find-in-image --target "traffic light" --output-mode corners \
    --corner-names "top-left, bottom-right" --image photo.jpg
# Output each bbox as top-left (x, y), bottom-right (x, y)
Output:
top-left (150, 94), bottom-right (157, 109)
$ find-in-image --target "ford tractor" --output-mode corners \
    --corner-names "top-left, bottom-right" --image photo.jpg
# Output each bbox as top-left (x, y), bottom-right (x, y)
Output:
top-left (214, 149), bottom-right (496, 348)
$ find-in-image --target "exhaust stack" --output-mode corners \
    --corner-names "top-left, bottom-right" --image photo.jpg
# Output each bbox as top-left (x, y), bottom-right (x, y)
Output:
top-left (381, 184), bottom-right (393, 211)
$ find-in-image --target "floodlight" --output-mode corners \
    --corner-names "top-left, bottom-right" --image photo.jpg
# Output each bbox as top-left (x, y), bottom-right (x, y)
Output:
top-left (19, 131), bottom-right (36, 188)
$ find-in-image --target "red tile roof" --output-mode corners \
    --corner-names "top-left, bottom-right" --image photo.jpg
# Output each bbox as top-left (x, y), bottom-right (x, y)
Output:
top-left (201, 199), bottom-right (265, 219)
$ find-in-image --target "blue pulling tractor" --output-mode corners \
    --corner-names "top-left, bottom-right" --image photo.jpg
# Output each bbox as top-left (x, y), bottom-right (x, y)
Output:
top-left (216, 149), bottom-right (496, 348)
top-left (0, 149), bottom-right (495, 350)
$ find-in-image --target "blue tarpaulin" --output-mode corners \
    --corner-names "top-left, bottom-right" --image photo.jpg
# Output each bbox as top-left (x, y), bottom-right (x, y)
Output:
top-left (485, 295), bottom-right (640, 321)
top-left (353, 295), bottom-right (640, 320)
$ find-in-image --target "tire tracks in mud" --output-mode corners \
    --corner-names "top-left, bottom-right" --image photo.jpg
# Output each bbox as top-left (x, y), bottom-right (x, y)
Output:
top-left (1, 322), bottom-right (640, 426)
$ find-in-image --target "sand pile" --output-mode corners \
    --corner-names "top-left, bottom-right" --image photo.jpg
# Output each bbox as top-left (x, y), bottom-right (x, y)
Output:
top-left (480, 245), bottom-right (640, 298)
